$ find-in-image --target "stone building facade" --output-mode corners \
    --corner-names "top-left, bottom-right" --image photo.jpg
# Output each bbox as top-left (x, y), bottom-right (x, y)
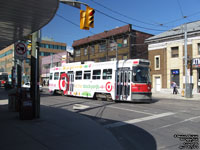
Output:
top-left (146, 21), bottom-right (200, 93)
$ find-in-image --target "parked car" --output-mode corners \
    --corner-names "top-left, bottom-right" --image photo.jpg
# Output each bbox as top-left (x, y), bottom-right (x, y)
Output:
top-left (22, 82), bottom-right (43, 92)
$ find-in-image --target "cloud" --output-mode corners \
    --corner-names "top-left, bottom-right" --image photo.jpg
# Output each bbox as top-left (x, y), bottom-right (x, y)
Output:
top-left (66, 46), bottom-right (74, 54)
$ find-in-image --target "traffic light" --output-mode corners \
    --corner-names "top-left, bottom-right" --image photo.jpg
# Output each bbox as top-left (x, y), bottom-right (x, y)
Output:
top-left (86, 6), bottom-right (95, 28)
top-left (80, 10), bottom-right (89, 30)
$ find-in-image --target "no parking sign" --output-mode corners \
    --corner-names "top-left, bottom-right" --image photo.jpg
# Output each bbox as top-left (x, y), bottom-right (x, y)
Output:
top-left (14, 42), bottom-right (27, 60)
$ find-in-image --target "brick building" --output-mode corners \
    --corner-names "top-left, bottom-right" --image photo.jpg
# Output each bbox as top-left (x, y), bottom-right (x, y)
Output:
top-left (146, 21), bottom-right (200, 93)
top-left (72, 24), bottom-right (153, 62)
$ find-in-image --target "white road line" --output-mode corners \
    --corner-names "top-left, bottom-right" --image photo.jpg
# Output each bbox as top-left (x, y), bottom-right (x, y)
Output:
top-left (87, 102), bottom-right (155, 115)
top-left (107, 105), bottom-right (155, 115)
top-left (73, 104), bottom-right (90, 110)
top-left (104, 112), bottom-right (175, 128)
top-left (153, 115), bottom-right (200, 130)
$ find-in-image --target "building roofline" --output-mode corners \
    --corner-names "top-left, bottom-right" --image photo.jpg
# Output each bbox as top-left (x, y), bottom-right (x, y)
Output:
top-left (145, 20), bottom-right (200, 44)
top-left (72, 24), bottom-right (132, 47)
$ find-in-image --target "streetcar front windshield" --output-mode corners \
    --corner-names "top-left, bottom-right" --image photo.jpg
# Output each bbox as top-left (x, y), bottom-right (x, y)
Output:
top-left (132, 66), bottom-right (150, 83)
top-left (0, 75), bottom-right (8, 81)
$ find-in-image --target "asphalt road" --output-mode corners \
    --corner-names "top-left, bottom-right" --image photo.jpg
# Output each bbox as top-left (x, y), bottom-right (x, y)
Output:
top-left (41, 89), bottom-right (200, 150)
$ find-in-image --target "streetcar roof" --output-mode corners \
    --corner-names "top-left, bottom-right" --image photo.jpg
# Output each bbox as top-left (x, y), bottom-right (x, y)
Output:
top-left (50, 59), bottom-right (150, 72)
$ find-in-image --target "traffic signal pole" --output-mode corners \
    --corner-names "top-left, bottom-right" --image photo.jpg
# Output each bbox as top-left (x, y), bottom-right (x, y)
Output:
top-left (31, 31), bottom-right (40, 118)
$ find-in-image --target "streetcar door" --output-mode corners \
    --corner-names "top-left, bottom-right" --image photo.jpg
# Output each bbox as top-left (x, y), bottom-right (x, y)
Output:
top-left (116, 69), bottom-right (131, 100)
top-left (67, 71), bottom-right (74, 92)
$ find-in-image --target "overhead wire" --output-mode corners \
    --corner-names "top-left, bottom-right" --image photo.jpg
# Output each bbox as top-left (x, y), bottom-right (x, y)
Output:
top-left (95, 9), bottom-right (167, 32)
top-left (177, 0), bottom-right (185, 18)
top-left (89, 0), bottom-right (169, 28)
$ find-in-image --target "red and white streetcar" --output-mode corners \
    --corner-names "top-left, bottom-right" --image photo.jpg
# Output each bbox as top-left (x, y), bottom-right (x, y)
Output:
top-left (49, 59), bottom-right (152, 102)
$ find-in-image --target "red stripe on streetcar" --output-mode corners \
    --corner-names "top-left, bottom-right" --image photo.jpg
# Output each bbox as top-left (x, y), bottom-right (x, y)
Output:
top-left (131, 83), bottom-right (151, 92)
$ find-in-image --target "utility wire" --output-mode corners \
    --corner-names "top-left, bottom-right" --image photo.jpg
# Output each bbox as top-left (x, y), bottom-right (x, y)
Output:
top-left (95, 9), bottom-right (167, 32)
top-left (89, 0), bottom-right (169, 28)
top-left (177, 0), bottom-right (185, 18)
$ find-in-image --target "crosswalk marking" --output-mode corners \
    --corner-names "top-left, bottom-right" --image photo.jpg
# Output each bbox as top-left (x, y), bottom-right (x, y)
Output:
top-left (104, 112), bottom-right (175, 128)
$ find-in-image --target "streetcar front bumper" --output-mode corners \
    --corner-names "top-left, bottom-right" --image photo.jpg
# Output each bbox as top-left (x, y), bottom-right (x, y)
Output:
top-left (131, 92), bottom-right (152, 102)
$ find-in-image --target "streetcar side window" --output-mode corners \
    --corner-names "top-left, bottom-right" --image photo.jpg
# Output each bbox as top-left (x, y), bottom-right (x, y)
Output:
top-left (60, 72), bottom-right (65, 80)
top-left (50, 73), bottom-right (53, 80)
top-left (75, 71), bottom-right (82, 80)
top-left (84, 71), bottom-right (91, 80)
top-left (103, 69), bottom-right (112, 79)
top-left (54, 72), bottom-right (59, 80)
top-left (93, 70), bottom-right (101, 80)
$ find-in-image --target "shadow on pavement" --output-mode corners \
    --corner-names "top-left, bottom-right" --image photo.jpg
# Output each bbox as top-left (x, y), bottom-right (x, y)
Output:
top-left (0, 87), bottom-right (9, 100)
top-left (0, 100), bottom-right (157, 150)
top-left (82, 113), bottom-right (157, 150)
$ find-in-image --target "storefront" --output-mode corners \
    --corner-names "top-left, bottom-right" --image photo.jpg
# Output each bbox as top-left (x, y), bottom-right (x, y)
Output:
top-left (171, 69), bottom-right (180, 87)
top-left (192, 58), bottom-right (200, 93)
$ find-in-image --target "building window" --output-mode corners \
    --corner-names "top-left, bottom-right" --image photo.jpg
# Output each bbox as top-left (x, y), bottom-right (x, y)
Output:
top-left (90, 46), bottom-right (95, 55)
top-left (198, 43), bottom-right (200, 55)
top-left (171, 69), bottom-right (179, 87)
top-left (45, 44), bottom-right (49, 48)
top-left (54, 45), bottom-right (58, 49)
top-left (26, 58), bottom-right (30, 64)
top-left (75, 49), bottom-right (80, 56)
top-left (123, 55), bottom-right (128, 60)
top-left (154, 55), bottom-right (160, 70)
top-left (49, 44), bottom-right (54, 49)
top-left (110, 57), bottom-right (116, 61)
top-left (171, 46), bottom-right (179, 58)
top-left (84, 48), bottom-right (87, 55)
top-left (99, 42), bottom-right (106, 52)
top-left (25, 68), bottom-right (29, 73)
top-left (123, 38), bottom-right (128, 47)
top-left (61, 46), bottom-right (66, 50)
top-left (99, 57), bottom-right (106, 62)
top-left (92, 70), bottom-right (101, 80)
top-left (109, 41), bottom-right (117, 51)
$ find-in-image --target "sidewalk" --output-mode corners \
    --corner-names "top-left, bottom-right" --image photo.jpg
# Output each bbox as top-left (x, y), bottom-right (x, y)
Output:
top-left (152, 91), bottom-right (200, 101)
top-left (0, 89), bottom-right (123, 150)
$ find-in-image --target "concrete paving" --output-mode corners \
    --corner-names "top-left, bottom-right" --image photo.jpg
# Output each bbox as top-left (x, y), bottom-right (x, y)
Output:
top-left (0, 88), bottom-right (123, 150)
top-left (152, 91), bottom-right (200, 101)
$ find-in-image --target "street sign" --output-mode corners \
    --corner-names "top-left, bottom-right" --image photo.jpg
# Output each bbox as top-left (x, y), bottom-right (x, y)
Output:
top-left (14, 42), bottom-right (27, 60)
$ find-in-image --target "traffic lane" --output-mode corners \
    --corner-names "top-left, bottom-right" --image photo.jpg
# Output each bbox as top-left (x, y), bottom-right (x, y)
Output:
top-left (40, 93), bottom-right (158, 150)
top-left (40, 93), bottom-right (200, 129)
top-left (41, 94), bottom-right (179, 129)
top-left (40, 93), bottom-right (200, 150)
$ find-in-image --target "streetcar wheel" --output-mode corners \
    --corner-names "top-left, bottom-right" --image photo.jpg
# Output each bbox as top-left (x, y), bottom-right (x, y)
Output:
top-left (61, 91), bottom-right (64, 96)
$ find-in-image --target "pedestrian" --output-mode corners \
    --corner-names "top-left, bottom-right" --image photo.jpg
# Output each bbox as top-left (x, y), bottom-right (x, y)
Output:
top-left (172, 82), bottom-right (178, 94)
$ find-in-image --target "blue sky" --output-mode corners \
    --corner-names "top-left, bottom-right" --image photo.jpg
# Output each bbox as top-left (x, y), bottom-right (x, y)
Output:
top-left (42, 0), bottom-right (200, 51)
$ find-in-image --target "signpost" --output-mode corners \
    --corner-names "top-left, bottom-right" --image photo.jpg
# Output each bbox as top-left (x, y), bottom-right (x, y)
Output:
top-left (14, 42), bottom-right (27, 60)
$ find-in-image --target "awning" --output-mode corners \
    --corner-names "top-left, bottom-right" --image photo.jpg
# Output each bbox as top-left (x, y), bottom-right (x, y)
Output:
top-left (0, 0), bottom-right (59, 50)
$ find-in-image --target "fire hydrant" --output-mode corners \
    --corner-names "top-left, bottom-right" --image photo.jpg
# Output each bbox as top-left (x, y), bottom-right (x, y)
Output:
top-left (181, 89), bottom-right (185, 97)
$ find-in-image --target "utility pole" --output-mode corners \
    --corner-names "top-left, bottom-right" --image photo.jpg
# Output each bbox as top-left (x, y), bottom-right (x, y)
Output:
top-left (115, 40), bottom-right (118, 100)
top-left (184, 23), bottom-right (192, 98)
top-left (31, 30), bottom-right (41, 118)
top-left (51, 54), bottom-right (53, 68)
top-left (184, 23), bottom-right (188, 97)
